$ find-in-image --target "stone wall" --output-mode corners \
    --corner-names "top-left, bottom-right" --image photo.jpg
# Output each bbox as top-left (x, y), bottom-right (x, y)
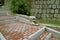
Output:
top-left (30, 0), bottom-right (60, 20)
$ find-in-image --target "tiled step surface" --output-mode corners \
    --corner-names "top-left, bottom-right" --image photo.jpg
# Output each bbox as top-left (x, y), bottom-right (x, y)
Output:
top-left (37, 31), bottom-right (49, 40)
top-left (0, 6), bottom-right (8, 16)
top-left (51, 37), bottom-right (59, 40)
top-left (0, 16), bottom-right (16, 24)
top-left (0, 33), bottom-right (6, 40)
top-left (0, 16), bottom-right (15, 21)
top-left (36, 30), bottom-right (59, 40)
top-left (0, 22), bottom-right (59, 40)
top-left (0, 21), bottom-right (42, 40)
top-left (0, 15), bottom-right (59, 40)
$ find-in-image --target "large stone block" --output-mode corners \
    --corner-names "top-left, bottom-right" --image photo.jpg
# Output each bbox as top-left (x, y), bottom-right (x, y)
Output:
top-left (57, 5), bottom-right (60, 9)
top-left (50, 9), bottom-right (54, 13)
top-left (31, 5), bottom-right (34, 8)
top-left (39, 9), bottom-right (42, 13)
top-left (54, 14), bottom-right (57, 17)
top-left (40, 5), bottom-right (42, 8)
top-left (35, 9), bottom-right (38, 13)
top-left (43, 9), bottom-right (46, 13)
top-left (55, 0), bottom-right (59, 4)
top-left (42, 14), bottom-right (46, 18)
top-left (50, 0), bottom-right (55, 4)
top-left (55, 9), bottom-right (59, 13)
top-left (46, 14), bottom-right (49, 17)
top-left (35, 1), bottom-right (38, 4)
top-left (48, 5), bottom-right (52, 8)
top-left (43, 5), bottom-right (48, 8)
top-left (46, 9), bottom-right (50, 13)
top-left (35, 5), bottom-right (39, 8)
top-left (52, 5), bottom-right (56, 9)
top-left (47, 0), bottom-right (51, 4)
top-left (40, 1), bottom-right (44, 4)
top-left (30, 9), bottom-right (35, 13)
top-left (56, 14), bottom-right (60, 18)
top-left (43, 1), bottom-right (47, 4)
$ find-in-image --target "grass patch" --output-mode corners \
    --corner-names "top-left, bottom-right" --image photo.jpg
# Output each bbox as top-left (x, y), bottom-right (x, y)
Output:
top-left (40, 20), bottom-right (60, 26)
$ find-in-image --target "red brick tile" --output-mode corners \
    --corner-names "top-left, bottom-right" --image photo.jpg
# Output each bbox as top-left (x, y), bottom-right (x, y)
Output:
top-left (0, 21), bottom-right (42, 40)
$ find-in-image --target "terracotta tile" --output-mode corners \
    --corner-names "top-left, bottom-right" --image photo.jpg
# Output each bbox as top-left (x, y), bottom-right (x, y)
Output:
top-left (0, 20), bottom-right (44, 40)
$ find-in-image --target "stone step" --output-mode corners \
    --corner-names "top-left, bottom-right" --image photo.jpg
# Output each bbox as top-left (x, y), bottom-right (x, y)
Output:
top-left (39, 31), bottom-right (49, 40)
top-left (16, 16), bottom-right (32, 24)
top-left (25, 27), bottom-right (45, 40)
top-left (24, 27), bottom-right (60, 40)
top-left (0, 17), bottom-right (15, 21)
top-left (46, 27), bottom-right (60, 38)
top-left (0, 11), bottom-right (8, 16)
top-left (0, 6), bottom-right (9, 16)
top-left (44, 33), bottom-right (52, 40)
top-left (0, 33), bottom-right (6, 40)
top-left (0, 19), bottom-right (16, 24)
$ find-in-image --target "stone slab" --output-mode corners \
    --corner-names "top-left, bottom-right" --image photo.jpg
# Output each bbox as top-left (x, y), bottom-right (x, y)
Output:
top-left (0, 33), bottom-right (6, 40)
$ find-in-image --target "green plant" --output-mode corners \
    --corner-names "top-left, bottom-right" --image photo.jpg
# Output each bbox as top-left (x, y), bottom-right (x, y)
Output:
top-left (9, 0), bottom-right (30, 15)
top-left (0, 0), bottom-right (4, 6)
top-left (40, 20), bottom-right (60, 26)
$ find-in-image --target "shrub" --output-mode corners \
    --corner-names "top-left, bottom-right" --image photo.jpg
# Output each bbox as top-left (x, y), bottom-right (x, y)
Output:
top-left (9, 0), bottom-right (30, 15)
top-left (0, 0), bottom-right (4, 6)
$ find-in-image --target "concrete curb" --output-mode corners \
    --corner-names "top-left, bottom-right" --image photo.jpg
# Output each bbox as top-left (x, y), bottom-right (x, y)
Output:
top-left (46, 27), bottom-right (60, 38)
top-left (0, 33), bottom-right (6, 40)
top-left (24, 27), bottom-right (46, 40)
top-left (0, 19), bottom-right (16, 24)
top-left (24, 27), bottom-right (60, 40)
top-left (44, 33), bottom-right (52, 40)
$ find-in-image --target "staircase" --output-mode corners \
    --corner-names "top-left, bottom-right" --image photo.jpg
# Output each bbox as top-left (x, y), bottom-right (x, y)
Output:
top-left (24, 27), bottom-right (60, 40)
top-left (0, 6), bottom-right (9, 16)
top-left (0, 6), bottom-right (16, 24)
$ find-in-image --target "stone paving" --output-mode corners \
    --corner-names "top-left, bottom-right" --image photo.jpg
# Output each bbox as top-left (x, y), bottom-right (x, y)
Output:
top-left (0, 21), bottom-right (59, 40)
top-left (0, 16), bottom-right (59, 40)
top-left (36, 31), bottom-right (59, 40)
top-left (0, 21), bottom-right (43, 40)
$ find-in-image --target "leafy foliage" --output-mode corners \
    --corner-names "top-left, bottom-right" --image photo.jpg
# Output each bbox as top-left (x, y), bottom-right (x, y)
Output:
top-left (0, 0), bottom-right (4, 6)
top-left (9, 0), bottom-right (30, 15)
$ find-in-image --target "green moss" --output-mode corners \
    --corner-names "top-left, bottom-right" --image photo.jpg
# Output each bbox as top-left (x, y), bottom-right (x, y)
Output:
top-left (40, 20), bottom-right (60, 26)
top-left (8, 0), bottom-right (30, 15)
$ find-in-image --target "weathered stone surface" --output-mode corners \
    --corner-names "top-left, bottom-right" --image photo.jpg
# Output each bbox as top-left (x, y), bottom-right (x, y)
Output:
top-left (51, 0), bottom-right (55, 4)
top-left (47, 9), bottom-right (50, 13)
top-left (40, 1), bottom-right (43, 4)
top-left (43, 1), bottom-right (47, 4)
top-left (43, 9), bottom-right (46, 13)
top-left (48, 5), bottom-right (52, 8)
top-left (35, 9), bottom-right (38, 13)
top-left (40, 5), bottom-right (42, 8)
top-left (55, 0), bottom-right (59, 4)
top-left (31, 0), bottom-right (60, 20)
top-left (39, 9), bottom-right (42, 13)
top-left (30, 9), bottom-right (35, 13)
top-left (52, 5), bottom-right (56, 8)
top-left (43, 5), bottom-right (48, 8)
top-left (35, 5), bottom-right (39, 8)
top-left (47, 1), bottom-right (51, 4)
top-left (50, 9), bottom-right (54, 13)
top-left (57, 5), bottom-right (60, 9)
top-left (55, 9), bottom-right (59, 13)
